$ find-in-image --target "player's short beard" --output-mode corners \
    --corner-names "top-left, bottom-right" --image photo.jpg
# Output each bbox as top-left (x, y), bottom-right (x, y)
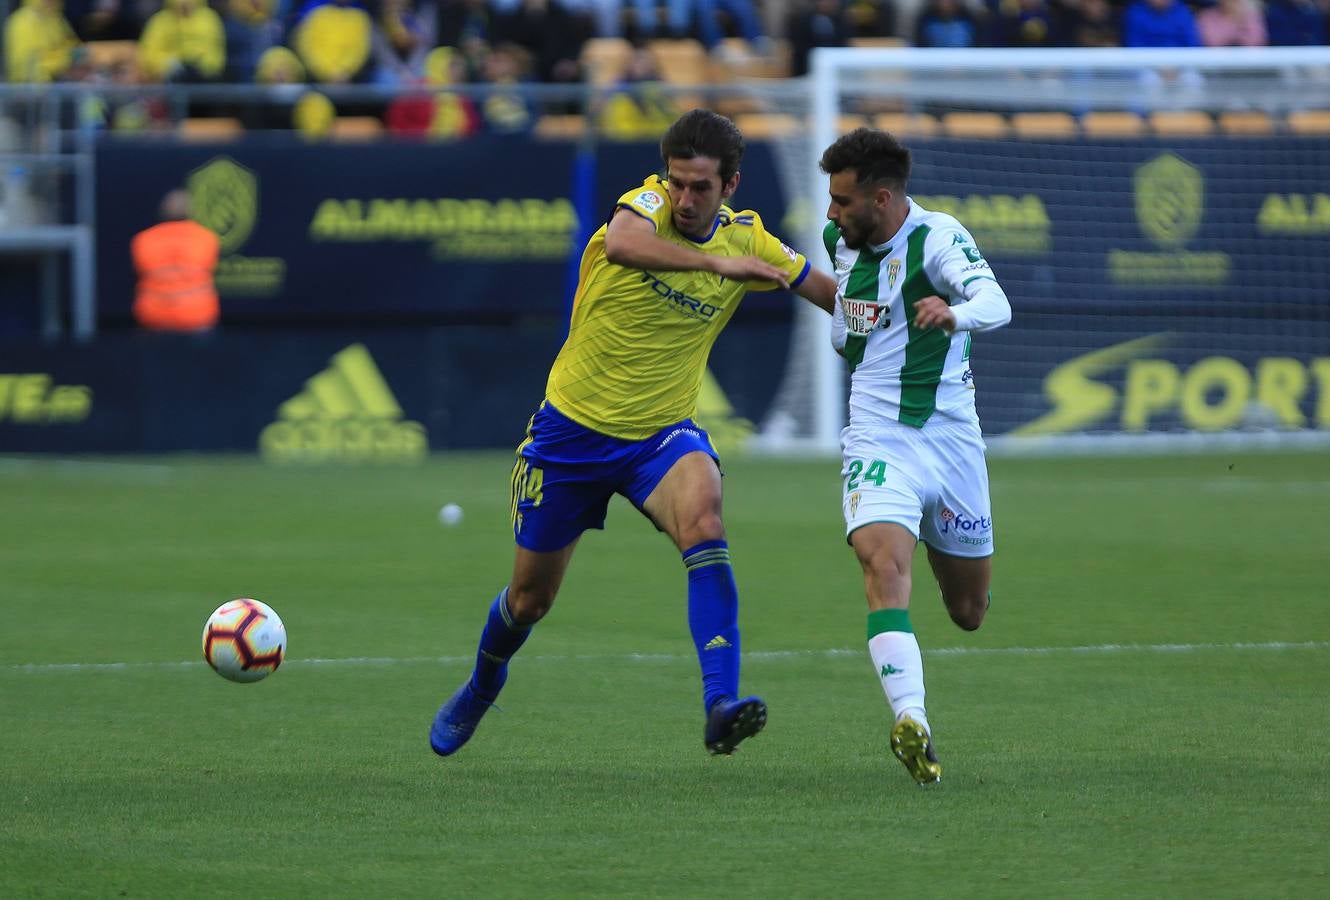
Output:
top-left (839, 206), bottom-right (881, 251)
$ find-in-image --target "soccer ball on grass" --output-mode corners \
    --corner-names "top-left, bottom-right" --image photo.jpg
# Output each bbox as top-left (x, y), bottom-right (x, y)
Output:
top-left (202, 598), bottom-right (287, 683)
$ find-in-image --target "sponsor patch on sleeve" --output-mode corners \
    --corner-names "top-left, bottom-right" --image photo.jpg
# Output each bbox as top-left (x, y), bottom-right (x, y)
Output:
top-left (779, 242), bottom-right (798, 261)
top-left (632, 190), bottom-right (664, 213)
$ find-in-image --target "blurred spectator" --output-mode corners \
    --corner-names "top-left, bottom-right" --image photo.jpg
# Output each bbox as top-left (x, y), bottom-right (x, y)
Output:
top-left (553, 0), bottom-right (623, 38)
top-left (787, 0), bottom-right (850, 77)
top-left (440, 0), bottom-right (494, 77)
top-left (991, 0), bottom-right (1061, 47)
top-left (694, 0), bottom-right (768, 48)
top-left (1197, 0), bottom-right (1267, 44)
top-left (1063, 0), bottom-right (1120, 46)
top-left (293, 89), bottom-right (336, 136)
top-left (844, 0), bottom-right (895, 38)
top-left (372, 0), bottom-right (437, 85)
top-left (245, 45), bottom-right (305, 127)
top-left (63, 0), bottom-right (155, 41)
top-left (256, 43), bottom-right (305, 83)
top-left (493, 0), bottom-right (592, 85)
top-left (293, 0), bottom-right (373, 83)
top-left (596, 46), bottom-right (677, 139)
top-left (914, 0), bottom-right (979, 47)
top-left (222, 0), bottom-right (286, 83)
top-left (4, 0), bottom-right (82, 82)
top-left (1122, 0), bottom-right (1200, 46)
top-left (479, 42), bottom-right (533, 133)
top-left (132, 189), bottom-right (220, 334)
top-left (138, 0), bottom-right (226, 82)
top-left (385, 45), bottom-right (481, 138)
top-left (1265, 0), bottom-right (1328, 44)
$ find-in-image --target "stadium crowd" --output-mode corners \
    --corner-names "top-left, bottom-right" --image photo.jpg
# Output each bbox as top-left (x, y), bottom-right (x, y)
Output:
top-left (3, 0), bottom-right (1329, 135)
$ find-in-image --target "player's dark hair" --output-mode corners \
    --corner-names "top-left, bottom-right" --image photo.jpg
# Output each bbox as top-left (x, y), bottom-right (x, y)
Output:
top-left (819, 128), bottom-right (911, 191)
top-left (660, 109), bottom-right (745, 183)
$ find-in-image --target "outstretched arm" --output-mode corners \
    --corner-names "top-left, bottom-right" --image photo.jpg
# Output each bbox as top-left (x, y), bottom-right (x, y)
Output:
top-left (793, 268), bottom-right (837, 314)
top-left (603, 207), bottom-right (790, 288)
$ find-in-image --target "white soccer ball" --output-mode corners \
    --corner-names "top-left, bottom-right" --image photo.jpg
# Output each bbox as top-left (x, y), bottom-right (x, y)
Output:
top-left (438, 503), bottom-right (464, 526)
top-left (202, 598), bottom-right (287, 683)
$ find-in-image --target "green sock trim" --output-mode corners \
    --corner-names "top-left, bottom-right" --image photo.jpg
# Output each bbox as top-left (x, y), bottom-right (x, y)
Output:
top-left (867, 608), bottom-right (913, 638)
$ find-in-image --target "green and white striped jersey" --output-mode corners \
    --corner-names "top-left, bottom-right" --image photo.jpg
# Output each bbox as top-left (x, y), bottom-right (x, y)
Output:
top-left (826, 198), bottom-right (1011, 429)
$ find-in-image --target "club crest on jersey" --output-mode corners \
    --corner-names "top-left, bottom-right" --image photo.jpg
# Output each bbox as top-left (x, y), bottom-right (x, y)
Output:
top-left (633, 190), bottom-right (664, 213)
top-left (886, 258), bottom-right (902, 289)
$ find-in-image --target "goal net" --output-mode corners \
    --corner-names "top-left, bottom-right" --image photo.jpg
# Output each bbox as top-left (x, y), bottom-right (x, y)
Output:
top-left (754, 47), bottom-right (1330, 455)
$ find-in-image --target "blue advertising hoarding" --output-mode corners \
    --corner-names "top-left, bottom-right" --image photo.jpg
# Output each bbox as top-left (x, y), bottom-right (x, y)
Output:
top-left (93, 136), bottom-right (795, 324)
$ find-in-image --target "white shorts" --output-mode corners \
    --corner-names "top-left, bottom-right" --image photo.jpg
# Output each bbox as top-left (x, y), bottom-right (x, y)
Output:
top-left (840, 418), bottom-right (994, 558)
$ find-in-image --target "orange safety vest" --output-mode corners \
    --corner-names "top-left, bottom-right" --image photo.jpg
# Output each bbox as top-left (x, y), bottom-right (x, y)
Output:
top-left (131, 220), bottom-right (221, 332)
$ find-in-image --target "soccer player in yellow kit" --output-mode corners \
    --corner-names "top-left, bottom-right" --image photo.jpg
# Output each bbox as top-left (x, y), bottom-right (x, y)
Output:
top-left (431, 109), bottom-right (838, 757)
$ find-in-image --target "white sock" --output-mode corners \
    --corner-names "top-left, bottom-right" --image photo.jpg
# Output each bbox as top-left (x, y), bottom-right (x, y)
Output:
top-left (868, 630), bottom-right (930, 736)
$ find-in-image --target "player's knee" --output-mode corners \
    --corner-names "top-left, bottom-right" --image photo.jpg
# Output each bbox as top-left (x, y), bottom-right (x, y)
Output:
top-left (862, 545), bottom-right (909, 584)
top-left (944, 593), bottom-right (987, 632)
top-left (507, 582), bottom-right (556, 625)
top-left (677, 510), bottom-right (725, 549)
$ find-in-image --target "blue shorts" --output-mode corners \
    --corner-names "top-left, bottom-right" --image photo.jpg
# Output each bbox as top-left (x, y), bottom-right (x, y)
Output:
top-left (509, 402), bottom-right (720, 552)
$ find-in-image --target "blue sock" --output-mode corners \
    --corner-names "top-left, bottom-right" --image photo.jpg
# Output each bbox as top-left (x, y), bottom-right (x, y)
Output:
top-left (470, 588), bottom-right (531, 701)
top-left (683, 540), bottom-right (740, 713)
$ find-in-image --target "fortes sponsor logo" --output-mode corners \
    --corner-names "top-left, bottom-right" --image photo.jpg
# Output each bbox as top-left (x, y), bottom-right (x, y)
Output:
top-left (640, 272), bottom-right (721, 320)
top-left (260, 344), bottom-right (428, 464)
top-left (0, 374), bottom-right (92, 423)
top-left (939, 506), bottom-right (992, 538)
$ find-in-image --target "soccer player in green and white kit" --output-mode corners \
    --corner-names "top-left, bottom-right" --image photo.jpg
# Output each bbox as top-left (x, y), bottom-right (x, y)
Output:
top-left (819, 129), bottom-right (1012, 784)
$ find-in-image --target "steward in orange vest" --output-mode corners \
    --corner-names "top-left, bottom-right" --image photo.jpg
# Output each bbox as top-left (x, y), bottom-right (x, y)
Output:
top-left (132, 190), bottom-right (220, 332)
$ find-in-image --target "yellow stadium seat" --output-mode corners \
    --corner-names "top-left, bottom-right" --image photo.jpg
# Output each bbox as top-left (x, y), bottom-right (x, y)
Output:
top-left (533, 114), bottom-right (587, 140)
top-left (178, 117), bottom-right (244, 142)
top-left (1218, 111), bottom-right (1274, 136)
top-left (580, 37), bottom-right (633, 87)
top-left (733, 112), bottom-right (799, 139)
top-left (1011, 111), bottom-right (1078, 139)
top-left (847, 37), bottom-right (907, 49)
top-left (1081, 111), bottom-right (1145, 138)
top-left (85, 40), bottom-right (138, 72)
top-left (837, 114), bottom-right (868, 134)
top-left (647, 39), bottom-right (709, 87)
top-left (1287, 109), bottom-right (1330, 134)
top-left (941, 111), bottom-right (1008, 139)
top-left (329, 116), bottom-right (384, 142)
top-left (873, 113), bottom-right (939, 138)
top-left (1149, 110), bottom-right (1214, 136)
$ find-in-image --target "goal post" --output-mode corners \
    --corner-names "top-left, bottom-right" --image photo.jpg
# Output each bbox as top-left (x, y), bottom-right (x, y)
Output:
top-left (754, 46), bottom-right (1330, 455)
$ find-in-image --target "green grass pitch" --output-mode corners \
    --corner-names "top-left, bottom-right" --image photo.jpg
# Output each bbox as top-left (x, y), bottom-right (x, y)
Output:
top-left (2, 451), bottom-right (1328, 897)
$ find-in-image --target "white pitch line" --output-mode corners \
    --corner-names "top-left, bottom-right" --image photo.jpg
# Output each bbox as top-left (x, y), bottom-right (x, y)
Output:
top-left (2, 641), bottom-right (1326, 675)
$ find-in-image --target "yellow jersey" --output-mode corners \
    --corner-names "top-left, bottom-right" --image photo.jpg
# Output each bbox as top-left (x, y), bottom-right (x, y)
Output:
top-left (545, 175), bottom-right (810, 439)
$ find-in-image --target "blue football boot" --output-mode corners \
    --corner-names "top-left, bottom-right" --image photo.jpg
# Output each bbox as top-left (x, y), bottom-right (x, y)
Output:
top-left (430, 680), bottom-right (496, 756)
top-left (704, 695), bottom-right (767, 755)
